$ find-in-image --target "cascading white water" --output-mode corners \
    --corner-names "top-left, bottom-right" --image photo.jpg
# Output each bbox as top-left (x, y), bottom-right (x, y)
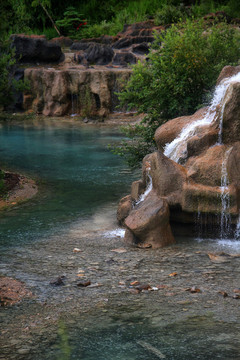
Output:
top-left (235, 216), bottom-right (240, 239)
top-left (164, 71), bottom-right (240, 163)
top-left (135, 162), bottom-right (152, 205)
top-left (219, 147), bottom-right (232, 239)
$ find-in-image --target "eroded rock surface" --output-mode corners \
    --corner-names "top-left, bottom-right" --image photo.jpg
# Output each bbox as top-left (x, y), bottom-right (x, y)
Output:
top-left (120, 65), bottom-right (240, 247)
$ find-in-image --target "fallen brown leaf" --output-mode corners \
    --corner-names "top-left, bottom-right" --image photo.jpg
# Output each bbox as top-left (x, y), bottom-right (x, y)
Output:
top-left (169, 272), bottom-right (178, 277)
top-left (207, 253), bottom-right (230, 263)
top-left (130, 281), bottom-right (140, 286)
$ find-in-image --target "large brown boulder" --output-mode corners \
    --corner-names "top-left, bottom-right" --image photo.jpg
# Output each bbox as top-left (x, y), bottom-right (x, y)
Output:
top-left (155, 107), bottom-right (208, 151)
top-left (222, 82), bottom-right (240, 144)
top-left (142, 151), bottom-right (187, 207)
top-left (181, 181), bottom-right (238, 215)
top-left (216, 65), bottom-right (240, 85)
top-left (117, 195), bottom-right (132, 225)
top-left (186, 124), bottom-right (218, 158)
top-left (124, 192), bottom-right (175, 248)
top-left (186, 145), bottom-right (227, 187)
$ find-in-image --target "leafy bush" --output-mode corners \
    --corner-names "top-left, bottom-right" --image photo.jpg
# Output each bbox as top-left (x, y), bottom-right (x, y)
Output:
top-left (114, 19), bottom-right (240, 168)
top-left (56, 7), bottom-right (87, 36)
top-left (0, 39), bottom-right (29, 109)
top-left (154, 4), bottom-right (188, 25)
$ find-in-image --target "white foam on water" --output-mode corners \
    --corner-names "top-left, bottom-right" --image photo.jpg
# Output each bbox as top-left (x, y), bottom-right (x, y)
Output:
top-left (103, 229), bottom-right (126, 238)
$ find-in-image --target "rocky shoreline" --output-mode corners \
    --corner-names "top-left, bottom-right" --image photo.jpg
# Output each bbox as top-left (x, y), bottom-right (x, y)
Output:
top-left (0, 172), bottom-right (38, 211)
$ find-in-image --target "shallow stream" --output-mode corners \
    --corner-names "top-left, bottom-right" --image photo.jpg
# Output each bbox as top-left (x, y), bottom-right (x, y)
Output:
top-left (0, 118), bottom-right (239, 360)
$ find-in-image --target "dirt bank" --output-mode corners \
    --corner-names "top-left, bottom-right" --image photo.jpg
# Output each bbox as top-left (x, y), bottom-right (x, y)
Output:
top-left (0, 173), bottom-right (38, 210)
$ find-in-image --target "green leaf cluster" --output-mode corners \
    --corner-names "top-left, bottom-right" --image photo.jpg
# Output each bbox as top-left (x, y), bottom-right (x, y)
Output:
top-left (115, 19), bottom-right (240, 168)
top-left (56, 7), bottom-right (86, 36)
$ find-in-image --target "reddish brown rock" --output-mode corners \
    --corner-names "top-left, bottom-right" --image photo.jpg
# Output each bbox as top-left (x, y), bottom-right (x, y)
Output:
top-left (186, 124), bottom-right (218, 158)
top-left (216, 65), bottom-right (240, 85)
top-left (124, 192), bottom-right (175, 249)
top-left (143, 151), bottom-right (187, 207)
top-left (222, 82), bottom-right (240, 144)
top-left (181, 181), bottom-right (237, 215)
top-left (155, 107), bottom-right (208, 151)
top-left (186, 145), bottom-right (227, 187)
top-left (117, 195), bottom-right (133, 225)
top-left (131, 180), bottom-right (145, 201)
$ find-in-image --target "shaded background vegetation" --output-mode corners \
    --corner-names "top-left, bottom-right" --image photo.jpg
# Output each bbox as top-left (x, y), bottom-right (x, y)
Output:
top-left (0, 0), bottom-right (240, 167)
top-left (0, 0), bottom-right (239, 40)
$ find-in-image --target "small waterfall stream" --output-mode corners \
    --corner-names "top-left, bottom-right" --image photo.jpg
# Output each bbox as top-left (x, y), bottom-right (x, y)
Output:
top-left (164, 71), bottom-right (240, 240)
top-left (219, 147), bottom-right (232, 239)
top-left (135, 162), bottom-right (152, 205)
top-left (164, 71), bottom-right (240, 163)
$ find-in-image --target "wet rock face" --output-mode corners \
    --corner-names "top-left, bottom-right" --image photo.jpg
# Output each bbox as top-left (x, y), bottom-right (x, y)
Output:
top-left (124, 192), bottom-right (175, 249)
top-left (84, 43), bottom-right (114, 65)
top-left (112, 52), bottom-right (136, 66)
top-left (23, 67), bottom-right (132, 117)
top-left (222, 82), bottom-right (240, 144)
top-left (10, 34), bottom-right (63, 63)
top-left (120, 65), bottom-right (240, 247)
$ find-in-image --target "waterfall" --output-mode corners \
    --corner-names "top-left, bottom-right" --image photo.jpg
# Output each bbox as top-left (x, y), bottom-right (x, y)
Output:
top-left (164, 71), bottom-right (240, 163)
top-left (219, 147), bottom-right (232, 239)
top-left (135, 162), bottom-right (152, 205)
top-left (235, 216), bottom-right (240, 239)
top-left (70, 93), bottom-right (78, 117)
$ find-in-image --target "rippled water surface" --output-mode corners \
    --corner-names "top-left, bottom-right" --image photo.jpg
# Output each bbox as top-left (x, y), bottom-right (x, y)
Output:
top-left (0, 120), bottom-right (136, 248)
top-left (0, 118), bottom-right (239, 360)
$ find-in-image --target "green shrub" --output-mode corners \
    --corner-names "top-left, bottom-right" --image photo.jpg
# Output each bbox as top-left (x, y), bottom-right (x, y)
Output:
top-left (56, 7), bottom-right (87, 37)
top-left (114, 19), bottom-right (240, 168)
top-left (154, 4), bottom-right (188, 25)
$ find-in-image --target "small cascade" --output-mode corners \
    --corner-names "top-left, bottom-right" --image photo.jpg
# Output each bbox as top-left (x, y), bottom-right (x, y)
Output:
top-left (135, 162), bottom-right (152, 205)
top-left (70, 93), bottom-right (79, 117)
top-left (164, 71), bottom-right (240, 163)
top-left (234, 216), bottom-right (240, 239)
top-left (219, 147), bottom-right (232, 239)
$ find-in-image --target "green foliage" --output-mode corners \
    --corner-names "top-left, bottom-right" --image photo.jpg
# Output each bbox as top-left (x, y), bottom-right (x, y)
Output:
top-left (114, 19), bottom-right (240, 168)
top-left (154, 4), bottom-right (188, 25)
top-left (109, 119), bottom-right (159, 168)
top-left (0, 39), bottom-right (29, 109)
top-left (80, 88), bottom-right (92, 118)
top-left (56, 7), bottom-right (87, 36)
